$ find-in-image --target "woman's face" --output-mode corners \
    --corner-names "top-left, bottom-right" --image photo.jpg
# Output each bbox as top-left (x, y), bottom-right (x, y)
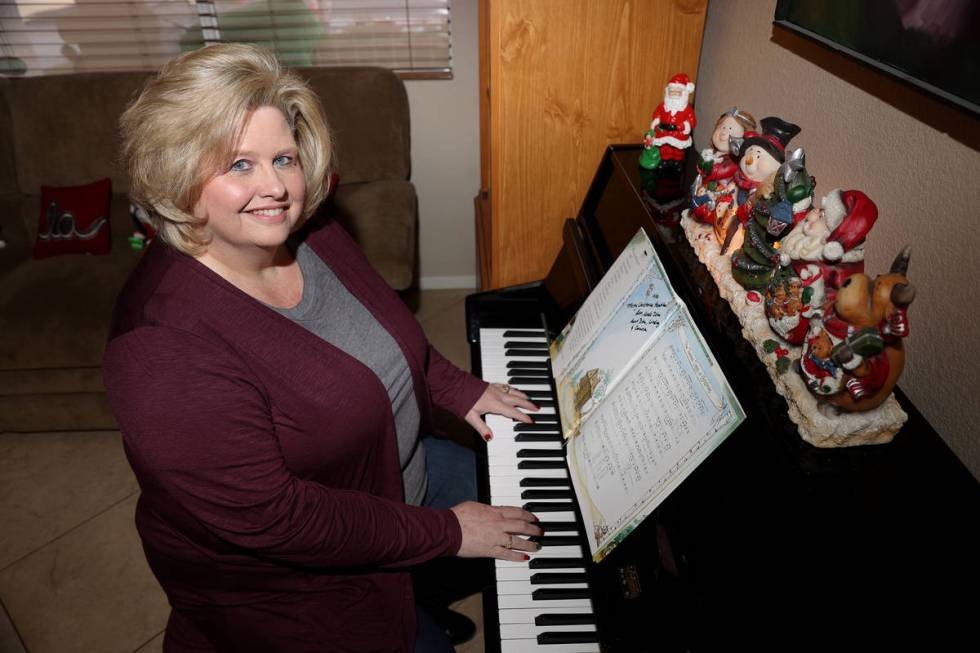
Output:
top-left (194, 106), bottom-right (306, 256)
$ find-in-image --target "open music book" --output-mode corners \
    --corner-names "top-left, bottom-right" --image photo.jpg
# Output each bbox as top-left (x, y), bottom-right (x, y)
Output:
top-left (550, 228), bottom-right (745, 562)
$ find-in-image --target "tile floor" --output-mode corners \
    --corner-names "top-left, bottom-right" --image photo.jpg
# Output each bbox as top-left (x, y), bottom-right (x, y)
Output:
top-left (0, 289), bottom-right (486, 653)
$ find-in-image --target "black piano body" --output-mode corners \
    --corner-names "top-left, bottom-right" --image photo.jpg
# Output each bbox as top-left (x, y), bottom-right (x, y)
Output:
top-left (466, 145), bottom-right (980, 652)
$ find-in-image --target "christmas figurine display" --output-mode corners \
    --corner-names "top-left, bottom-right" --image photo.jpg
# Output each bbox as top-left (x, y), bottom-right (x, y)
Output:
top-left (690, 107), bottom-right (757, 222)
top-left (643, 73), bottom-right (696, 169)
top-left (799, 247), bottom-right (914, 412)
top-left (712, 116), bottom-right (801, 254)
top-left (730, 148), bottom-right (815, 290)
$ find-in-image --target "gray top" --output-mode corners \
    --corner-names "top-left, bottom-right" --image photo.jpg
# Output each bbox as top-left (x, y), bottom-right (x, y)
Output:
top-left (272, 241), bottom-right (426, 505)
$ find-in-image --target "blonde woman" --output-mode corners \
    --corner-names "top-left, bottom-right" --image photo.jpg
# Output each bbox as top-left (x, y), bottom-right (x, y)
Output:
top-left (107, 43), bottom-right (539, 652)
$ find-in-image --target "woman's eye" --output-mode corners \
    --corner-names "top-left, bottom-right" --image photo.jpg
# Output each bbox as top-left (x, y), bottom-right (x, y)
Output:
top-left (230, 159), bottom-right (250, 172)
top-left (274, 155), bottom-right (294, 167)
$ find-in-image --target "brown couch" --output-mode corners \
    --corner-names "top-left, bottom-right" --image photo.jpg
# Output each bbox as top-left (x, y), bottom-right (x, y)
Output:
top-left (0, 66), bottom-right (418, 431)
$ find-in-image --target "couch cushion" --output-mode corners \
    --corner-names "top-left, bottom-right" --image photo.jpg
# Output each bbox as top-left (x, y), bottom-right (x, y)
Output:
top-left (5, 72), bottom-right (153, 194)
top-left (0, 194), bottom-right (30, 276)
top-left (0, 194), bottom-right (141, 370)
top-left (0, 79), bottom-right (17, 195)
top-left (298, 67), bottom-right (410, 185)
top-left (332, 179), bottom-right (416, 290)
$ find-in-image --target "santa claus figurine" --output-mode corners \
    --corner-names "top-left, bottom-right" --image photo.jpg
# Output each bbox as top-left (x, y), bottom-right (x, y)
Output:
top-left (649, 73), bottom-right (696, 166)
top-left (780, 188), bottom-right (879, 302)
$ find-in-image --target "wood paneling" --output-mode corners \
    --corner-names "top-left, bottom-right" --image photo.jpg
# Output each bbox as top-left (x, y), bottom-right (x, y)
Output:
top-left (479, 0), bottom-right (707, 289)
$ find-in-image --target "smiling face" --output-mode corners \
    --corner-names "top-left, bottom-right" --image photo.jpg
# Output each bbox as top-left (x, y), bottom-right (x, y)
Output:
top-left (739, 144), bottom-right (781, 182)
top-left (193, 106), bottom-right (306, 260)
top-left (711, 115), bottom-right (744, 153)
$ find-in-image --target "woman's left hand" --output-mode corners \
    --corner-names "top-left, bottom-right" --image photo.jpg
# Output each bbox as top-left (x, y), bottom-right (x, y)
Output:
top-left (465, 383), bottom-right (538, 441)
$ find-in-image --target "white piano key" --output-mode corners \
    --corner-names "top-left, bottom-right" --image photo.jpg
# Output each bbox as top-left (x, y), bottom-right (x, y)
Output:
top-left (530, 545), bottom-right (584, 557)
top-left (488, 440), bottom-right (564, 454)
top-left (496, 563), bottom-right (586, 581)
top-left (500, 623), bottom-right (598, 639)
top-left (497, 607), bottom-right (594, 625)
top-left (496, 594), bottom-right (592, 610)
top-left (488, 465), bottom-right (567, 478)
top-left (498, 580), bottom-right (589, 595)
top-left (500, 641), bottom-right (600, 653)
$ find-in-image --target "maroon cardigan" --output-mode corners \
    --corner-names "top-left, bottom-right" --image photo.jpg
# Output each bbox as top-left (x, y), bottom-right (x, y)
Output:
top-left (104, 217), bottom-right (487, 652)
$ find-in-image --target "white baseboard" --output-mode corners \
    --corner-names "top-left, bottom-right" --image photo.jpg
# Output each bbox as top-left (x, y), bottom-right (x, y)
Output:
top-left (418, 275), bottom-right (478, 290)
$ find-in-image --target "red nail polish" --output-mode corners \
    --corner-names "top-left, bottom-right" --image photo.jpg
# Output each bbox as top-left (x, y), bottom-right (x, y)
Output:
top-left (483, 432), bottom-right (493, 442)
top-left (522, 554), bottom-right (530, 561)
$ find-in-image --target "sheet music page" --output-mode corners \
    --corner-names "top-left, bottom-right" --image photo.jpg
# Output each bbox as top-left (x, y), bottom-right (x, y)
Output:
top-left (550, 230), bottom-right (658, 380)
top-left (550, 230), bottom-right (676, 438)
top-left (565, 292), bottom-right (745, 562)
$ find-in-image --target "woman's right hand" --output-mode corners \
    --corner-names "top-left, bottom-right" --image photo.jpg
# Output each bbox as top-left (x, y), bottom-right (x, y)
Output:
top-left (450, 501), bottom-right (543, 562)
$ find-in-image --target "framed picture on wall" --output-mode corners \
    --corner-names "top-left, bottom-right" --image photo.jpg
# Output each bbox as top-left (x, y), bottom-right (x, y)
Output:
top-left (774, 0), bottom-right (980, 116)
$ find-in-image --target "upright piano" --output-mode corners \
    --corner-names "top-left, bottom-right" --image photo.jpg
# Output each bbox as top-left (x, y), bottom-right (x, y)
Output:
top-left (466, 145), bottom-right (980, 652)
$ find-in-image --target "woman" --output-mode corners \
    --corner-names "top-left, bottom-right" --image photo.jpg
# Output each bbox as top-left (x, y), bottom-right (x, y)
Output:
top-left (106, 43), bottom-right (541, 652)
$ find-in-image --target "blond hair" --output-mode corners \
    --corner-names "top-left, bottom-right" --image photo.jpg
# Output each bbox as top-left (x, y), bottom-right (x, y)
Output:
top-left (119, 43), bottom-right (332, 255)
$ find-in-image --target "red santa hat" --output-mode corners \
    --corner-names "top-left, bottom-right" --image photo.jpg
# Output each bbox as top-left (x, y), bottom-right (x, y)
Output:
top-left (667, 73), bottom-right (695, 95)
top-left (821, 189), bottom-right (878, 261)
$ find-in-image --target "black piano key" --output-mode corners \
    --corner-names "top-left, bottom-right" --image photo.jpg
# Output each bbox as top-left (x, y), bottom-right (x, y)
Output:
top-left (514, 433), bottom-right (561, 443)
top-left (523, 501), bottom-right (576, 512)
top-left (520, 390), bottom-right (554, 400)
top-left (539, 522), bottom-right (580, 532)
top-left (533, 400), bottom-right (555, 408)
top-left (503, 330), bottom-right (545, 338)
top-left (506, 361), bottom-right (550, 369)
top-left (529, 557), bottom-right (586, 569)
top-left (530, 414), bottom-right (559, 423)
top-left (505, 349), bottom-right (549, 358)
top-left (516, 449), bottom-right (564, 458)
top-left (514, 423), bottom-right (561, 432)
top-left (521, 489), bottom-right (574, 500)
top-left (532, 535), bottom-right (583, 547)
top-left (504, 340), bottom-right (548, 350)
top-left (518, 460), bottom-right (565, 470)
top-left (519, 477), bottom-right (569, 487)
top-left (532, 588), bottom-right (592, 601)
top-left (507, 370), bottom-right (551, 385)
top-left (507, 369), bottom-right (551, 379)
top-left (537, 631), bottom-right (600, 645)
top-left (529, 572), bottom-right (589, 585)
top-left (509, 375), bottom-right (553, 385)
top-left (535, 613), bottom-right (596, 626)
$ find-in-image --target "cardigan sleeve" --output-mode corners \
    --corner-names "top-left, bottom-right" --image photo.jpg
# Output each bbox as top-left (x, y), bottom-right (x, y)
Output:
top-left (424, 344), bottom-right (488, 420)
top-left (104, 325), bottom-right (462, 568)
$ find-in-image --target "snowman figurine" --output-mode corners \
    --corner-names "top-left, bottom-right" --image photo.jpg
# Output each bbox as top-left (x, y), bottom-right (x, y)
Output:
top-left (712, 116), bottom-right (801, 254)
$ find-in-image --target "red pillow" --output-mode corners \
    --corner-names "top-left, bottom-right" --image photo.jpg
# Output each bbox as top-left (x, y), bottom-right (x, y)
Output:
top-left (33, 178), bottom-right (112, 258)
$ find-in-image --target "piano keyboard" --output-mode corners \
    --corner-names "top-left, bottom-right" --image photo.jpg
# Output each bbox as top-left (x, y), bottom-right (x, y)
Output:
top-left (479, 327), bottom-right (600, 653)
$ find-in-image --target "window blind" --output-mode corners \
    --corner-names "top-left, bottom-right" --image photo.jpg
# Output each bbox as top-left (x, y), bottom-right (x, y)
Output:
top-left (0, 1), bottom-right (204, 76)
top-left (1, 0), bottom-right (451, 77)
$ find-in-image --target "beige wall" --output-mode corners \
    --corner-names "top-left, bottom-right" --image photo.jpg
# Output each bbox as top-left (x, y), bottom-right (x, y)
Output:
top-left (406, 0), bottom-right (480, 289)
top-left (696, 0), bottom-right (980, 477)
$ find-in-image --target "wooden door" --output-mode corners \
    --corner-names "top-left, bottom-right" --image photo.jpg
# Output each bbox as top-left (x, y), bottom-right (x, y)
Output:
top-left (478, 0), bottom-right (707, 289)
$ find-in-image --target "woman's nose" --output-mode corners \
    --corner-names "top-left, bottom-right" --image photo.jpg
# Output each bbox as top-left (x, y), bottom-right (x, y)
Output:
top-left (258, 165), bottom-right (286, 198)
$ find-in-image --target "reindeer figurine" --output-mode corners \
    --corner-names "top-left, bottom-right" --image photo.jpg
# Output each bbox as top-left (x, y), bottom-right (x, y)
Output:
top-left (799, 247), bottom-right (915, 412)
